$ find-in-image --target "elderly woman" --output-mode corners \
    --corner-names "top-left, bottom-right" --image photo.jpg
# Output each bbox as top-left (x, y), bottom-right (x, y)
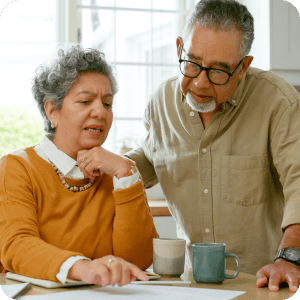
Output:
top-left (0, 45), bottom-right (158, 287)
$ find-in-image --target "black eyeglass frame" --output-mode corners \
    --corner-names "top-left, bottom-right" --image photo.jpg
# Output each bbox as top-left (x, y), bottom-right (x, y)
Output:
top-left (179, 44), bottom-right (245, 86)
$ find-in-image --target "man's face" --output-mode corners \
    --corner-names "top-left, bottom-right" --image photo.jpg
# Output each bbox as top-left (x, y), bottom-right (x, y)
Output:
top-left (177, 25), bottom-right (252, 113)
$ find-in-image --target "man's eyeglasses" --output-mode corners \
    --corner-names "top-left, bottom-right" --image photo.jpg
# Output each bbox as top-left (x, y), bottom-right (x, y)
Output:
top-left (179, 44), bottom-right (245, 86)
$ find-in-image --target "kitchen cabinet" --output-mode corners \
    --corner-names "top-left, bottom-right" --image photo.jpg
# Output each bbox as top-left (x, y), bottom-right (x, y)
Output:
top-left (270, 0), bottom-right (300, 70)
top-left (241, 0), bottom-right (300, 85)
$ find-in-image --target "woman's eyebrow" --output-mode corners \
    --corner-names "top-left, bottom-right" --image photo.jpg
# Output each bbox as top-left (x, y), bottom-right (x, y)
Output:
top-left (75, 91), bottom-right (97, 96)
top-left (103, 93), bottom-right (113, 99)
top-left (75, 91), bottom-right (113, 98)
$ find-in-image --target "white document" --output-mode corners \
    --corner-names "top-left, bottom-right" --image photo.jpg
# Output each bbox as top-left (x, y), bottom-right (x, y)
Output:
top-left (131, 280), bottom-right (191, 286)
top-left (17, 285), bottom-right (245, 300)
top-left (1, 283), bottom-right (31, 299)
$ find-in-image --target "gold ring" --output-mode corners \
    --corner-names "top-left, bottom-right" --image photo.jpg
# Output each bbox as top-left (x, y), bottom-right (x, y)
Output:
top-left (107, 257), bottom-right (117, 268)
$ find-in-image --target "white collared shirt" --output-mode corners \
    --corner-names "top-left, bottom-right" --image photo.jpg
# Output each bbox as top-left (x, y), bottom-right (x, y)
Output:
top-left (34, 135), bottom-right (139, 283)
top-left (35, 135), bottom-right (139, 189)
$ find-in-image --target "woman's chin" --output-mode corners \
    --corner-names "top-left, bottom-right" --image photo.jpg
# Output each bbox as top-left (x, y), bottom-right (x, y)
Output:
top-left (81, 140), bottom-right (103, 150)
top-left (82, 131), bottom-right (107, 147)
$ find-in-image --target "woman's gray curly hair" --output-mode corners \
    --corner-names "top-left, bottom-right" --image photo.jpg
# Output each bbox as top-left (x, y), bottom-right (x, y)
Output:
top-left (32, 44), bottom-right (118, 139)
top-left (183, 0), bottom-right (254, 57)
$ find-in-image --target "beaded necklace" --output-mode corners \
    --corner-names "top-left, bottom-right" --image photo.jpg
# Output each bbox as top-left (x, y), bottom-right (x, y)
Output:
top-left (49, 161), bottom-right (94, 192)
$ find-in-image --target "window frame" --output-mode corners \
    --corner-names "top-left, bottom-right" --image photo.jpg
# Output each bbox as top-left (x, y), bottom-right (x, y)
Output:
top-left (72, 1), bottom-right (194, 153)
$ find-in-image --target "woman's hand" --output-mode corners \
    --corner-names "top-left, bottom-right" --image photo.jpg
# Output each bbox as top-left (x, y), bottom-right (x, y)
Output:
top-left (68, 256), bottom-right (149, 287)
top-left (77, 147), bottom-right (134, 180)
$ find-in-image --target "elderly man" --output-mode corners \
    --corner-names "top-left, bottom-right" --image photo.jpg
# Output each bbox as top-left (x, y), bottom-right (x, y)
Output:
top-left (127, 0), bottom-right (300, 292)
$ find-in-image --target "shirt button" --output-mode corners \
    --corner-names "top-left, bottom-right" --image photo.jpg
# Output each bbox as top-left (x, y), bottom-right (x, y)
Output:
top-left (204, 189), bottom-right (209, 194)
top-left (190, 112), bottom-right (195, 117)
top-left (232, 100), bottom-right (236, 104)
top-left (205, 228), bottom-right (210, 233)
top-left (202, 148), bottom-right (207, 154)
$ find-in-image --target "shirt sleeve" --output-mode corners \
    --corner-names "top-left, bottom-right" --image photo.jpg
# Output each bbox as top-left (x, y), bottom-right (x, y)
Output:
top-left (56, 256), bottom-right (91, 284)
top-left (125, 102), bottom-right (159, 189)
top-left (113, 172), bottom-right (139, 190)
top-left (0, 155), bottom-right (84, 282)
top-left (270, 98), bottom-right (300, 229)
top-left (111, 181), bottom-right (159, 270)
top-left (125, 147), bottom-right (158, 189)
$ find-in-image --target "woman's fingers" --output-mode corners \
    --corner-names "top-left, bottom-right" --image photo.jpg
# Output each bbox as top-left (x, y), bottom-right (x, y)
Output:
top-left (92, 274), bottom-right (104, 286)
top-left (130, 266), bottom-right (149, 282)
top-left (77, 147), bottom-right (132, 179)
top-left (111, 264), bottom-right (148, 287)
top-left (77, 152), bottom-right (99, 180)
top-left (106, 257), bottom-right (146, 287)
top-left (92, 256), bottom-right (149, 287)
top-left (77, 150), bottom-right (102, 180)
top-left (68, 256), bottom-right (146, 287)
top-left (109, 262), bottom-right (122, 286)
top-left (77, 151), bottom-right (91, 177)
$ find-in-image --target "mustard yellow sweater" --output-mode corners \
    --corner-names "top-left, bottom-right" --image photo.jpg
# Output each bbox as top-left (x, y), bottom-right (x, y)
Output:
top-left (0, 147), bottom-right (158, 281)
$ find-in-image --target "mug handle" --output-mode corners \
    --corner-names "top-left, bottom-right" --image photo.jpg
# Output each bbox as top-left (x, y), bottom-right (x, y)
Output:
top-left (225, 253), bottom-right (241, 279)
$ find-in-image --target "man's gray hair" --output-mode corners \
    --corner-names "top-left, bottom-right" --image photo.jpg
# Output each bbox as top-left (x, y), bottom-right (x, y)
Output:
top-left (183, 0), bottom-right (254, 57)
top-left (32, 44), bottom-right (118, 139)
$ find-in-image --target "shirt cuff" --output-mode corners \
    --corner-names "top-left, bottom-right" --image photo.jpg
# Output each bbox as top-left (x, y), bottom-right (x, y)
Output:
top-left (281, 198), bottom-right (300, 229)
top-left (56, 256), bottom-right (91, 284)
top-left (113, 172), bottom-right (140, 191)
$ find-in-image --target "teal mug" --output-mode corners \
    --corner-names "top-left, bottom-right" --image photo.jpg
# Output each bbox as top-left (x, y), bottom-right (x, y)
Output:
top-left (192, 243), bottom-right (240, 283)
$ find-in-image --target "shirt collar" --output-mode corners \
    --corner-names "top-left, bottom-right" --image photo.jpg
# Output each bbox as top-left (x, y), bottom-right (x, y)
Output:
top-left (227, 68), bottom-right (249, 107)
top-left (39, 136), bottom-right (78, 176)
top-left (181, 91), bottom-right (185, 103)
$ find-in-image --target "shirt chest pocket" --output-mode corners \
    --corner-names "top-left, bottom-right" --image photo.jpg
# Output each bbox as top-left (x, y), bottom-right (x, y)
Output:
top-left (221, 154), bottom-right (270, 206)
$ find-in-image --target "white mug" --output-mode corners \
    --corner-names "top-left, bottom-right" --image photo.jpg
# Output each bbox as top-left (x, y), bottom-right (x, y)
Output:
top-left (153, 238), bottom-right (186, 277)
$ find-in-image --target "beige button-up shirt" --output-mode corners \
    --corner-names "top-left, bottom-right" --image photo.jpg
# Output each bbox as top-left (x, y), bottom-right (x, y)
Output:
top-left (127, 67), bottom-right (300, 275)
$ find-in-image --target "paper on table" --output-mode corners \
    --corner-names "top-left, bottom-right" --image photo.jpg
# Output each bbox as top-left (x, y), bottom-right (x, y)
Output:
top-left (17, 284), bottom-right (245, 300)
top-left (1, 283), bottom-right (31, 299)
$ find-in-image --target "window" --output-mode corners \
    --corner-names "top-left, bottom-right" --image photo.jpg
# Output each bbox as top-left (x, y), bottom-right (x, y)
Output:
top-left (78, 0), bottom-right (194, 153)
top-left (0, 0), bottom-right (192, 199)
top-left (0, 0), bottom-right (57, 156)
top-left (0, 0), bottom-right (193, 162)
top-left (236, 0), bottom-right (270, 70)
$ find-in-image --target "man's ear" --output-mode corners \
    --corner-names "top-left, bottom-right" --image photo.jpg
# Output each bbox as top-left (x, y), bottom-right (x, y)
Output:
top-left (44, 100), bottom-right (58, 127)
top-left (238, 56), bottom-right (254, 80)
top-left (176, 37), bottom-right (183, 58)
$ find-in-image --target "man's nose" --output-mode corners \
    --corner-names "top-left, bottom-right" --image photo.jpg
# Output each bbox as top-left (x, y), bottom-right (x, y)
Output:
top-left (194, 69), bottom-right (211, 89)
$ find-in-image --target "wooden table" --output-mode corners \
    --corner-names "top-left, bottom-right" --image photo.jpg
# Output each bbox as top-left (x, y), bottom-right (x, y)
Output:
top-left (180, 269), bottom-right (295, 299)
top-left (148, 199), bottom-right (171, 216)
top-left (0, 270), bottom-right (295, 300)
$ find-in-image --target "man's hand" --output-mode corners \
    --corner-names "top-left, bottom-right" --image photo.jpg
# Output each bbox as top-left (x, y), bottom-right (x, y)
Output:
top-left (256, 259), bottom-right (300, 292)
top-left (77, 147), bottom-right (133, 180)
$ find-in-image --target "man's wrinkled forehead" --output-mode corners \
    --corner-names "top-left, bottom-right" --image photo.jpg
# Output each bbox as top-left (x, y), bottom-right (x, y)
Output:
top-left (183, 24), bottom-right (243, 59)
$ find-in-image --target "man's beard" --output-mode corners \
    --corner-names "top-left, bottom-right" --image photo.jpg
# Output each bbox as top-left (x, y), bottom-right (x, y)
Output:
top-left (186, 91), bottom-right (217, 113)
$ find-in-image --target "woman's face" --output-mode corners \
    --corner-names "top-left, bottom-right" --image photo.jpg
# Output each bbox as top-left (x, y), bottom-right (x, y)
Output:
top-left (50, 72), bottom-right (113, 159)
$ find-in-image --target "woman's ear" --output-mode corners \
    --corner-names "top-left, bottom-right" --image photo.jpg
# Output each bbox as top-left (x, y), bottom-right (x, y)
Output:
top-left (44, 100), bottom-right (58, 127)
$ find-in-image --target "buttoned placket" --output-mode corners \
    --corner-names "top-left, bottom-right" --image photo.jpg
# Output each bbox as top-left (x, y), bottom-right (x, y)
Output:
top-left (198, 106), bottom-right (226, 243)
